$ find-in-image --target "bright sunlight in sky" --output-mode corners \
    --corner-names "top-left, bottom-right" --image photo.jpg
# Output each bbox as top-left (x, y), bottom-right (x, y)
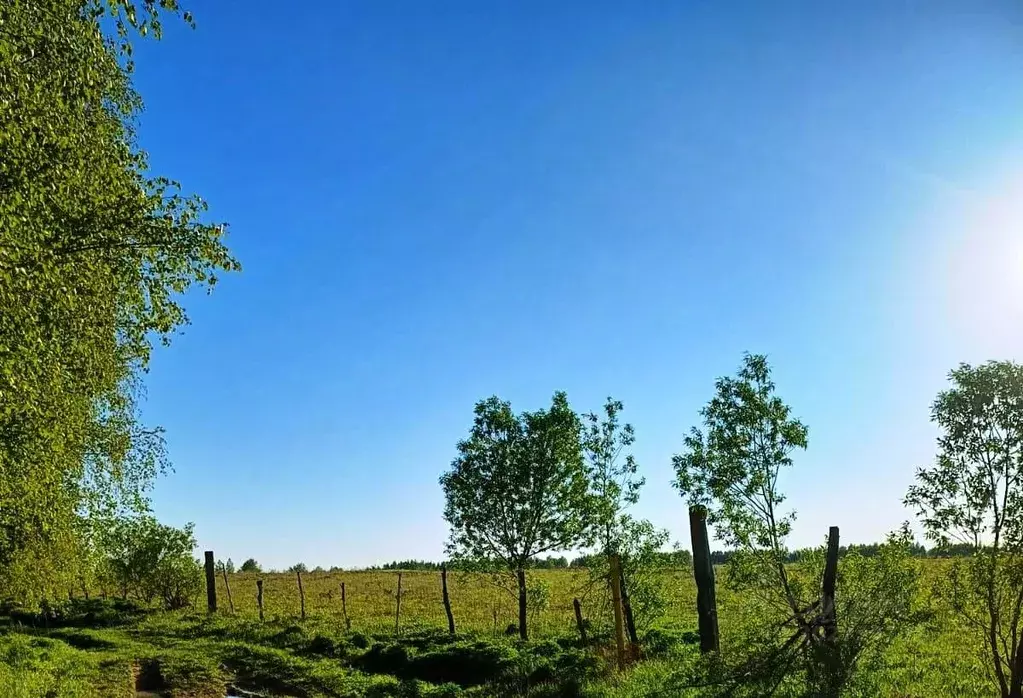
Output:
top-left (937, 174), bottom-right (1023, 344)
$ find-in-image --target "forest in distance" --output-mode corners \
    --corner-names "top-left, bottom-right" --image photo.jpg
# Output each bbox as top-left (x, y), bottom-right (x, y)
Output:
top-left (226, 541), bottom-right (978, 577)
top-left (3, 1), bottom-right (1023, 697)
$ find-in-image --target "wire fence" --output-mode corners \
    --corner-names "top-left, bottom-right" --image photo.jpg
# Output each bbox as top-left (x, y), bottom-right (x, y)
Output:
top-left (210, 568), bottom-right (698, 637)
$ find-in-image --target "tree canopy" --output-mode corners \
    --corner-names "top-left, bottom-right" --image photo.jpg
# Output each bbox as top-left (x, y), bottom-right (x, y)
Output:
top-left (440, 391), bottom-right (589, 638)
top-left (0, 0), bottom-right (238, 602)
top-left (905, 361), bottom-right (1023, 698)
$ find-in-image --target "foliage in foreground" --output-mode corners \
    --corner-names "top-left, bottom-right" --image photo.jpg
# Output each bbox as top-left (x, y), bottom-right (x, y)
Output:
top-left (94, 515), bottom-right (203, 609)
top-left (906, 360), bottom-right (1023, 698)
top-left (0, 0), bottom-right (238, 604)
top-left (674, 354), bottom-right (920, 696)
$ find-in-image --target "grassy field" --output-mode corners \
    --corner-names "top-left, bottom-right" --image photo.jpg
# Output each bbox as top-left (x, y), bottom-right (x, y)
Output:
top-left (213, 568), bottom-right (697, 636)
top-left (209, 563), bottom-right (995, 696)
top-left (0, 561), bottom-right (1002, 697)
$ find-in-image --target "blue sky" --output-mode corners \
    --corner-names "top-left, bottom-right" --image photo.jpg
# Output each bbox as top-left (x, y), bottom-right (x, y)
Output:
top-left (130, 1), bottom-right (1023, 569)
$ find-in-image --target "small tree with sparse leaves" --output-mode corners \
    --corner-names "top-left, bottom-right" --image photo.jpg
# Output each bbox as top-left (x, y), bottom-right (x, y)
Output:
top-left (581, 397), bottom-right (670, 637)
top-left (905, 361), bottom-right (1023, 698)
top-left (675, 353), bottom-right (917, 696)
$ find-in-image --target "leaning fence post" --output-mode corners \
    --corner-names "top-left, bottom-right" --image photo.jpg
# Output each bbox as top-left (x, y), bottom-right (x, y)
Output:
top-left (609, 553), bottom-right (627, 670)
top-left (222, 567), bottom-right (235, 613)
top-left (204, 551), bottom-right (217, 613)
top-left (689, 506), bottom-right (719, 653)
top-left (823, 526), bottom-right (840, 642)
top-left (394, 572), bottom-right (403, 637)
top-left (441, 565), bottom-right (455, 635)
top-left (573, 598), bottom-right (587, 643)
top-left (341, 582), bottom-right (351, 631)
top-left (297, 570), bottom-right (306, 621)
top-left (256, 579), bottom-right (264, 621)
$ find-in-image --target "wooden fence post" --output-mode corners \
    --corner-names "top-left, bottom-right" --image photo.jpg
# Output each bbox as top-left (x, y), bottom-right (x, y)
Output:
top-left (204, 551), bottom-right (217, 613)
top-left (609, 553), bottom-right (627, 670)
top-left (297, 570), bottom-right (306, 621)
top-left (340, 582), bottom-right (351, 631)
top-left (80, 578), bottom-right (89, 601)
top-left (394, 572), bottom-right (403, 637)
top-left (222, 567), bottom-right (235, 613)
top-left (572, 598), bottom-right (587, 643)
top-left (689, 506), bottom-right (719, 653)
top-left (441, 565), bottom-right (455, 635)
top-left (823, 526), bottom-right (840, 642)
top-left (256, 579), bottom-right (264, 621)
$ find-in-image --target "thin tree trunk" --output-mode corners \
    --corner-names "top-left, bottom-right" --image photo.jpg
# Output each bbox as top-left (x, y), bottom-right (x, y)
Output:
top-left (609, 554), bottom-right (627, 669)
top-left (1009, 639), bottom-right (1023, 698)
top-left (517, 568), bottom-right (528, 640)
top-left (620, 567), bottom-right (639, 647)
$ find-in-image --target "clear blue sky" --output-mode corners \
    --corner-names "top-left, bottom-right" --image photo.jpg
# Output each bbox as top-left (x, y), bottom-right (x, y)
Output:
top-left (130, 1), bottom-right (1023, 570)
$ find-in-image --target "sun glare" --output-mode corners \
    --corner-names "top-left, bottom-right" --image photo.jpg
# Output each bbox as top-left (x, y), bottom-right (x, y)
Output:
top-left (940, 175), bottom-right (1023, 344)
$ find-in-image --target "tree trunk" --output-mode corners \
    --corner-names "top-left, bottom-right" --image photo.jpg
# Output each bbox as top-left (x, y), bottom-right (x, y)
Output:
top-left (620, 567), bottom-right (639, 646)
top-left (609, 554), bottom-right (628, 669)
top-left (1008, 640), bottom-right (1023, 698)
top-left (517, 568), bottom-right (528, 640)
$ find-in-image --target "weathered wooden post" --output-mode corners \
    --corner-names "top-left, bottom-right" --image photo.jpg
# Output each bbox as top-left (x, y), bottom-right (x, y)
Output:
top-left (689, 506), bottom-right (719, 653)
top-left (222, 567), bottom-right (235, 613)
top-left (204, 551), bottom-right (217, 613)
top-left (296, 570), bottom-right (306, 621)
top-left (256, 579), bottom-right (264, 621)
top-left (620, 567), bottom-right (639, 651)
top-left (340, 582), bottom-right (351, 631)
top-left (394, 572), bottom-right (403, 637)
top-left (572, 598), bottom-right (587, 643)
top-left (823, 526), bottom-right (840, 641)
top-left (609, 553), bottom-right (627, 669)
top-left (441, 565), bottom-right (455, 635)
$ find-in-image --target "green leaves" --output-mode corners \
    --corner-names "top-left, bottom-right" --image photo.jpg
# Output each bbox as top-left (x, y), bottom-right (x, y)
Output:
top-left (582, 397), bottom-right (645, 554)
top-left (673, 353), bottom-right (807, 552)
top-left (95, 514), bottom-right (203, 608)
top-left (904, 360), bottom-right (1023, 697)
top-left (440, 391), bottom-right (589, 569)
top-left (0, 0), bottom-right (236, 602)
top-left (441, 392), bottom-right (591, 639)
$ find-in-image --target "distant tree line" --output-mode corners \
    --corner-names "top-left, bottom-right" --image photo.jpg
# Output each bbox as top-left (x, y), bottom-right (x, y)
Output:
top-left (298, 543), bottom-right (970, 574)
